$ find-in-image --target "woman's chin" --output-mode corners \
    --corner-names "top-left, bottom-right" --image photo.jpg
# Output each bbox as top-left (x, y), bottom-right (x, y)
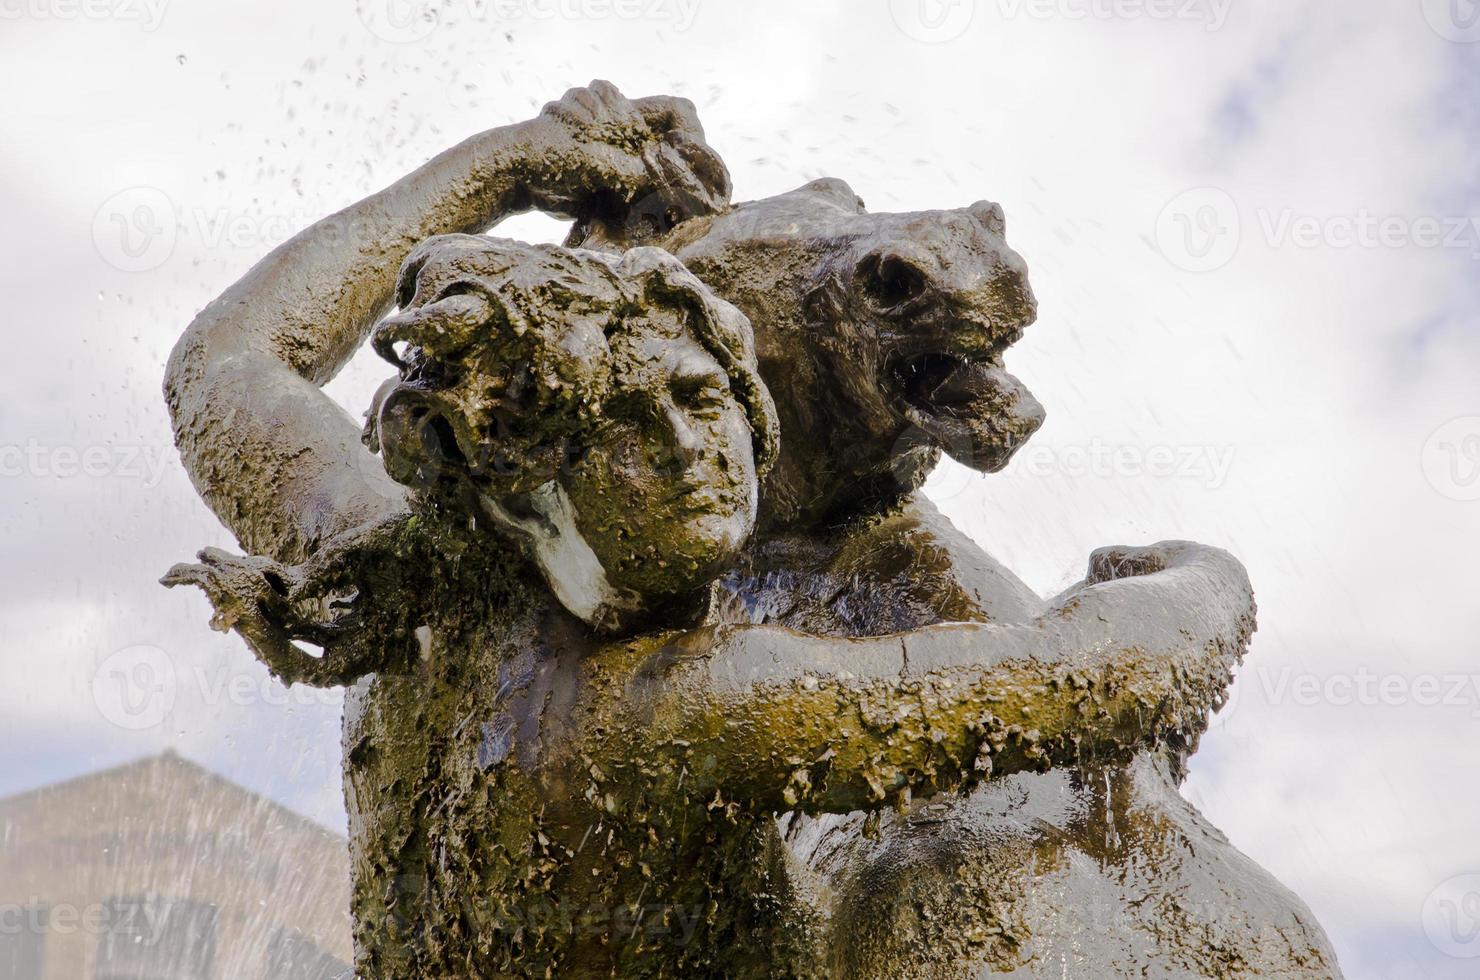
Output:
top-left (600, 508), bottom-right (752, 600)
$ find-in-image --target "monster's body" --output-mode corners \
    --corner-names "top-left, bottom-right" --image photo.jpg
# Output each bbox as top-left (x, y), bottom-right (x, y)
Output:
top-left (722, 500), bottom-right (1339, 978)
top-left (616, 181), bottom-right (1343, 976)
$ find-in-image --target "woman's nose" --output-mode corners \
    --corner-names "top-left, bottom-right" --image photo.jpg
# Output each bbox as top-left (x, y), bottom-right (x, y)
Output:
top-left (663, 405), bottom-right (703, 469)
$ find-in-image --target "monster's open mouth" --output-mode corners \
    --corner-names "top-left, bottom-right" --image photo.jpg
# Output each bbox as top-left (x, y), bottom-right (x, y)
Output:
top-left (888, 348), bottom-right (1045, 473)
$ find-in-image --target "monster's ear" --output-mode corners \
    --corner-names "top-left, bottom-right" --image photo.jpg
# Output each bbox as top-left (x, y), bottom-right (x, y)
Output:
top-left (801, 270), bottom-right (847, 327)
top-left (797, 177), bottom-right (866, 214)
top-left (967, 199), bottom-right (1007, 237)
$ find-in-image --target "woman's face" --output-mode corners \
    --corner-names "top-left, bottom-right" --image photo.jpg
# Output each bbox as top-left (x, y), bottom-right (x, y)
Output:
top-left (371, 239), bottom-right (766, 614)
top-left (560, 313), bottom-right (758, 600)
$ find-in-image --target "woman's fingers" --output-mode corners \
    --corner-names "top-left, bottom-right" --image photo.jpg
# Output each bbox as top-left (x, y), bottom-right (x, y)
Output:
top-left (160, 561), bottom-right (213, 591)
top-left (632, 93), bottom-right (704, 139)
top-left (545, 80), bottom-right (641, 133)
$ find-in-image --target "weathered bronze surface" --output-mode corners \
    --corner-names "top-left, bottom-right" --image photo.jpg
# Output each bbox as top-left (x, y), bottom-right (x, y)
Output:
top-left (163, 81), bottom-right (1341, 978)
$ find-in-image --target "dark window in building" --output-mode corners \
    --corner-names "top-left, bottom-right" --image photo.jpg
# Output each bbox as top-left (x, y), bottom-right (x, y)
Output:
top-left (95, 894), bottom-right (217, 980)
top-left (0, 904), bottom-right (47, 980)
top-left (265, 927), bottom-right (352, 980)
top-left (263, 929), bottom-right (349, 980)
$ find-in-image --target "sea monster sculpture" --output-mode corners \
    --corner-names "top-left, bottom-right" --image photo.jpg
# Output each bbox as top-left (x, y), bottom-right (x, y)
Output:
top-left (163, 82), bottom-right (1342, 978)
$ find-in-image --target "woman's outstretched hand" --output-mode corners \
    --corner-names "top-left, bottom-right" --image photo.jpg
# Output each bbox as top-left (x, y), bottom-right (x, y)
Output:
top-left (161, 515), bottom-right (422, 687)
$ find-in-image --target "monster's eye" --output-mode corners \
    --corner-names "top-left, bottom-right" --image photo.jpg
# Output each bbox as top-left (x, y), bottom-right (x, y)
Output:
top-left (859, 252), bottom-right (928, 308)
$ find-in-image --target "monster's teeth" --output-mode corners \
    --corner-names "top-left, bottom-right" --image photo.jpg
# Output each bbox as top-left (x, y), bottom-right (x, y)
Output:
top-left (899, 361), bottom-right (1044, 474)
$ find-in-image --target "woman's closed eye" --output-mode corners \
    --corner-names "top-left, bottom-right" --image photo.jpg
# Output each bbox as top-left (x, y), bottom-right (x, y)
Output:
top-left (669, 370), bottom-right (729, 413)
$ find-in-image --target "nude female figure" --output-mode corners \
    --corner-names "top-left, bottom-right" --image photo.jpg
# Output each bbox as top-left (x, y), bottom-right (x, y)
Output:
top-left (163, 82), bottom-right (1338, 977)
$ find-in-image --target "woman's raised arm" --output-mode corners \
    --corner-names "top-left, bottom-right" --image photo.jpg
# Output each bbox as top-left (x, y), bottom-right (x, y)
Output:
top-left (164, 81), bottom-right (728, 563)
top-left (594, 541), bottom-right (1255, 813)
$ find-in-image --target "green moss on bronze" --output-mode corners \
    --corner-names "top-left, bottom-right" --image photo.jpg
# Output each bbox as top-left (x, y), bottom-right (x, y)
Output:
top-left (162, 81), bottom-right (1341, 979)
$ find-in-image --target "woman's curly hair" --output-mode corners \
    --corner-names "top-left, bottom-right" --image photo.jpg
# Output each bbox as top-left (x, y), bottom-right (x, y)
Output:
top-left (365, 234), bottom-right (777, 501)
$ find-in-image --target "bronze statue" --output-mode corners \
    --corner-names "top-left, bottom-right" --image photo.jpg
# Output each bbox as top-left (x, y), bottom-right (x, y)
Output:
top-left (163, 81), bottom-right (1341, 978)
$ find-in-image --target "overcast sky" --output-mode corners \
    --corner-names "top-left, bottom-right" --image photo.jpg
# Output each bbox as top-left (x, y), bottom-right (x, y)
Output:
top-left (2, 1), bottom-right (1478, 976)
